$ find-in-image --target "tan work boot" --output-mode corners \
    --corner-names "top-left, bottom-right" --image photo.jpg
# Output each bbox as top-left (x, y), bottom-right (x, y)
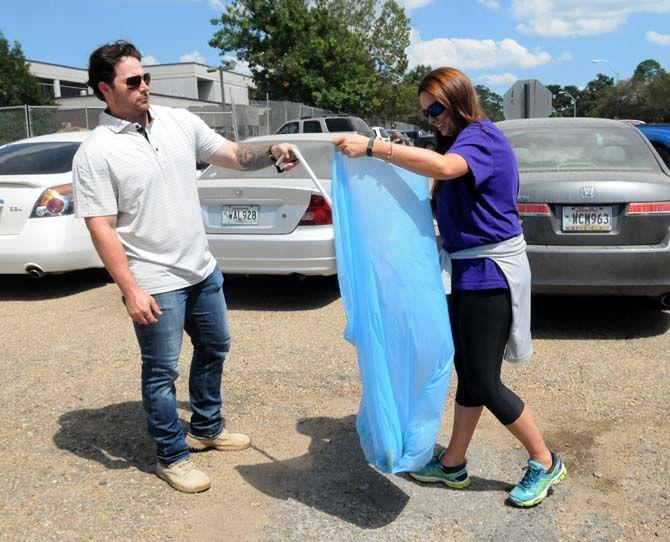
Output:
top-left (185, 428), bottom-right (252, 451)
top-left (155, 458), bottom-right (211, 493)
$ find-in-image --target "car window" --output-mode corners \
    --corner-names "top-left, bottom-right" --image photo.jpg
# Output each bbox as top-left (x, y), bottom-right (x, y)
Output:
top-left (202, 141), bottom-right (334, 180)
top-left (277, 122), bottom-right (299, 135)
top-left (380, 128), bottom-right (389, 138)
top-left (501, 125), bottom-right (659, 172)
top-left (0, 142), bottom-right (81, 175)
top-left (351, 118), bottom-right (372, 136)
top-left (325, 118), bottom-right (354, 132)
top-left (303, 121), bottom-right (323, 133)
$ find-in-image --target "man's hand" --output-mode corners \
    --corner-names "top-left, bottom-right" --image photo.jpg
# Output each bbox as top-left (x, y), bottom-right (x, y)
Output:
top-left (207, 141), bottom-right (300, 172)
top-left (333, 134), bottom-right (370, 158)
top-left (124, 288), bottom-right (163, 325)
top-left (270, 143), bottom-right (299, 172)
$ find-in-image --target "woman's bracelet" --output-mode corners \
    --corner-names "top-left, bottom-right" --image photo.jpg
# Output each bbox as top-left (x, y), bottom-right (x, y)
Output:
top-left (385, 142), bottom-right (394, 163)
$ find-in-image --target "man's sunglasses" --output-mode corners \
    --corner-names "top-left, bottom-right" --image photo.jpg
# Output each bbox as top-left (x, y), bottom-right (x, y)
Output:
top-left (123, 73), bottom-right (151, 88)
top-left (422, 101), bottom-right (446, 119)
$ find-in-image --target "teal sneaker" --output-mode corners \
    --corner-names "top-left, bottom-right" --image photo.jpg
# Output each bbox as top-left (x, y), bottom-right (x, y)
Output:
top-left (508, 452), bottom-right (567, 507)
top-left (409, 450), bottom-right (472, 489)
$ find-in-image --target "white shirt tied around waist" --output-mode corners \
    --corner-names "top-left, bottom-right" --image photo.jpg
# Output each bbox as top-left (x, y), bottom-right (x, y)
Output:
top-left (440, 234), bottom-right (533, 362)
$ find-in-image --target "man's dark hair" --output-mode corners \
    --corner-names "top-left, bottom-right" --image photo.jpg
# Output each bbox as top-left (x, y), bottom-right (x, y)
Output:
top-left (88, 41), bottom-right (142, 101)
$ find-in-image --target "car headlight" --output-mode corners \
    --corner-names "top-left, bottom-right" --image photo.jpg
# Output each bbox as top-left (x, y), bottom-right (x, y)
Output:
top-left (30, 183), bottom-right (74, 218)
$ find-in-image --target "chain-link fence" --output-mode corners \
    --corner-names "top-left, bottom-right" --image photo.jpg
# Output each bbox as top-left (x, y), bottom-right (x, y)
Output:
top-left (0, 101), bottom-right (418, 146)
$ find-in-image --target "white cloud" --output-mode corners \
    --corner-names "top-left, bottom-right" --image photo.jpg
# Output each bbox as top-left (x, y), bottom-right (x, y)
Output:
top-left (209, 0), bottom-right (225, 9)
top-left (512, 0), bottom-right (670, 37)
top-left (222, 55), bottom-right (252, 76)
top-left (398, 0), bottom-right (435, 11)
top-left (477, 0), bottom-right (500, 10)
top-left (407, 30), bottom-right (551, 71)
top-left (142, 55), bottom-right (158, 65)
top-left (180, 51), bottom-right (206, 64)
top-left (646, 30), bottom-right (670, 46)
top-left (557, 52), bottom-right (573, 62)
top-left (476, 72), bottom-right (518, 87)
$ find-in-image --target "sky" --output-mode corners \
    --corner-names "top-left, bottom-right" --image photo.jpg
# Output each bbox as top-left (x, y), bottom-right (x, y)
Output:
top-left (2, 0), bottom-right (670, 95)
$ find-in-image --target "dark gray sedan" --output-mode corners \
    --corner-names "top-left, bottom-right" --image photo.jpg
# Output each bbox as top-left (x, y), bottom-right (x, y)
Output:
top-left (498, 118), bottom-right (670, 307)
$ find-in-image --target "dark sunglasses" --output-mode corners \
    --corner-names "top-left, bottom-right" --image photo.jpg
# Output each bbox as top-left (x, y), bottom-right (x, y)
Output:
top-left (422, 101), bottom-right (446, 119)
top-left (123, 73), bottom-right (151, 88)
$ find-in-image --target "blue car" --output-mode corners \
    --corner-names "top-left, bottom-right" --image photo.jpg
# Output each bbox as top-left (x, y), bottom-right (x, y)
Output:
top-left (636, 124), bottom-right (670, 167)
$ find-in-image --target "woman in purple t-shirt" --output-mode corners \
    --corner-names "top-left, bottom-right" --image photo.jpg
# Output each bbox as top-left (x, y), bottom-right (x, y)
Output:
top-left (334, 67), bottom-right (565, 507)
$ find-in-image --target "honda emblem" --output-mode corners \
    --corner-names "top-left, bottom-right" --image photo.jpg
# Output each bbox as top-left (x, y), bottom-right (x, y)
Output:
top-left (580, 186), bottom-right (595, 199)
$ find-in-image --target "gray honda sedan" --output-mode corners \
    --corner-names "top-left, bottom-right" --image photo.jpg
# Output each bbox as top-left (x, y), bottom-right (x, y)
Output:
top-left (498, 118), bottom-right (670, 307)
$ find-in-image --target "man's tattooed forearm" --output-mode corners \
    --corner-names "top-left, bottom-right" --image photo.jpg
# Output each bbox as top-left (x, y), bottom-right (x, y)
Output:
top-left (235, 144), bottom-right (272, 170)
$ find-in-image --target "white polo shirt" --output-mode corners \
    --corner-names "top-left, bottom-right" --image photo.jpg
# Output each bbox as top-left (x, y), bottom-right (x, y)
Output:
top-left (73, 105), bottom-right (227, 294)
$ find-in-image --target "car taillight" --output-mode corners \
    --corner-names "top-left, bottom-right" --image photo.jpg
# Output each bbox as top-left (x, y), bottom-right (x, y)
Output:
top-left (299, 194), bottom-right (332, 226)
top-left (517, 203), bottom-right (551, 216)
top-left (30, 183), bottom-right (74, 218)
top-left (626, 202), bottom-right (670, 215)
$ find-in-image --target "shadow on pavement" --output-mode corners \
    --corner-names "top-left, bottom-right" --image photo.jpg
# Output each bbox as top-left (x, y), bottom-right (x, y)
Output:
top-left (0, 268), bottom-right (111, 301)
top-left (223, 274), bottom-right (341, 311)
top-left (53, 400), bottom-right (192, 474)
top-left (236, 415), bottom-right (409, 529)
top-left (532, 295), bottom-right (670, 340)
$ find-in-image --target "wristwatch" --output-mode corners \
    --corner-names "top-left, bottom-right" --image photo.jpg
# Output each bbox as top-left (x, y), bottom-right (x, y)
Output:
top-left (366, 136), bottom-right (375, 157)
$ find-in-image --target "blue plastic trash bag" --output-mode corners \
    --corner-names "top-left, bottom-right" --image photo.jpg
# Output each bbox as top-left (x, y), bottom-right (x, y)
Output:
top-left (331, 152), bottom-right (454, 474)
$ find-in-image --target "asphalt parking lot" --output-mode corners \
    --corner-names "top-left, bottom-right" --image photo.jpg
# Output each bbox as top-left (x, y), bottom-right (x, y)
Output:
top-left (1, 270), bottom-right (669, 542)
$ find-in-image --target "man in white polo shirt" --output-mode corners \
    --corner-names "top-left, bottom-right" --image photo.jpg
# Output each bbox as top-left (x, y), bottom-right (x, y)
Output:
top-left (73, 41), bottom-right (298, 493)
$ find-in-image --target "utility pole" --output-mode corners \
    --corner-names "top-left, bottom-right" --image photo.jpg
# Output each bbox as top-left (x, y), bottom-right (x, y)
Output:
top-left (207, 59), bottom-right (237, 139)
top-left (559, 90), bottom-right (577, 117)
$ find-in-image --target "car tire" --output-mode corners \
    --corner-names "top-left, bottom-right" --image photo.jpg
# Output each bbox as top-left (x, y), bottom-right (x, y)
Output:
top-left (425, 143), bottom-right (436, 151)
top-left (653, 293), bottom-right (670, 310)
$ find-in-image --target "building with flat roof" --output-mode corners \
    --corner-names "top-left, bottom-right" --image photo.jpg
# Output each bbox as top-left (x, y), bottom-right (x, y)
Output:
top-left (28, 60), bottom-right (253, 107)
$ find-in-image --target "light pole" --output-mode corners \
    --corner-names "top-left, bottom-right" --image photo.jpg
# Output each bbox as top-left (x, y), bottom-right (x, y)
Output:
top-left (592, 58), bottom-right (620, 118)
top-left (207, 60), bottom-right (238, 140)
top-left (591, 59), bottom-right (619, 84)
top-left (559, 90), bottom-right (577, 117)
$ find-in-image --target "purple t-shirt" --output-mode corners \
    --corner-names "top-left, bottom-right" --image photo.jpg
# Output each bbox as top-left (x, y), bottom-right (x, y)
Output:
top-left (436, 119), bottom-right (522, 290)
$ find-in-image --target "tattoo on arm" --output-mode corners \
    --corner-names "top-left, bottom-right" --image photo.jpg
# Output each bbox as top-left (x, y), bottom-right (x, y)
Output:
top-left (234, 143), bottom-right (272, 171)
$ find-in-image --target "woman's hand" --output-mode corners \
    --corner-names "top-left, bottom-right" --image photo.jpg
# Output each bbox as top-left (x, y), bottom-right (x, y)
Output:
top-left (333, 134), bottom-right (371, 158)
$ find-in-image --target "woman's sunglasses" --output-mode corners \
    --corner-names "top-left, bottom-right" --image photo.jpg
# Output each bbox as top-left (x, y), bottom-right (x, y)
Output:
top-left (422, 101), bottom-right (446, 119)
top-left (123, 73), bottom-right (151, 88)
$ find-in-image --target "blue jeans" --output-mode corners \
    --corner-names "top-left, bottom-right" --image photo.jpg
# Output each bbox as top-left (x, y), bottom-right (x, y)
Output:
top-left (132, 269), bottom-right (231, 466)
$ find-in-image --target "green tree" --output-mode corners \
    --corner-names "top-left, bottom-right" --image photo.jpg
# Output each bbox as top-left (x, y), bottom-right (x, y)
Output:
top-left (547, 84), bottom-right (580, 117)
top-left (210, 0), bottom-right (411, 117)
top-left (387, 65), bottom-right (432, 129)
top-left (599, 71), bottom-right (670, 122)
top-left (632, 59), bottom-right (666, 81)
top-left (580, 73), bottom-right (614, 117)
top-left (475, 85), bottom-right (503, 121)
top-left (0, 32), bottom-right (52, 106)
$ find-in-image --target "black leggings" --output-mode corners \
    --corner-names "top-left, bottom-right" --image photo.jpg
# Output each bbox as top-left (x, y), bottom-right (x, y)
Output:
top-left (448, 288), bottom-right (524, 425)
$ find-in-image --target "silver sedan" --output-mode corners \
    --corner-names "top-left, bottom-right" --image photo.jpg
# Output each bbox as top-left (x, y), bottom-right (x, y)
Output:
top-left (498, 118), bottom-right (670, 307)
top-left (197, 133), bottom-right (337, 276)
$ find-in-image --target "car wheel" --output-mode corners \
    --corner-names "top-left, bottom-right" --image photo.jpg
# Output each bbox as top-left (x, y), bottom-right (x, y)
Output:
top-left (425, 143), bottom-right (436, 151)
top-left (654, 293), bottom-right (670, 310)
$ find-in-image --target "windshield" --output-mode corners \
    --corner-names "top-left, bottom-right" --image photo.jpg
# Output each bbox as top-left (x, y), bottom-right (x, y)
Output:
top-left (200, 141), bottom-right (334, 180)
top-left (500, 125), bottom-right (659, 172)
top-left (0, 142), bottom-right (81, 175)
